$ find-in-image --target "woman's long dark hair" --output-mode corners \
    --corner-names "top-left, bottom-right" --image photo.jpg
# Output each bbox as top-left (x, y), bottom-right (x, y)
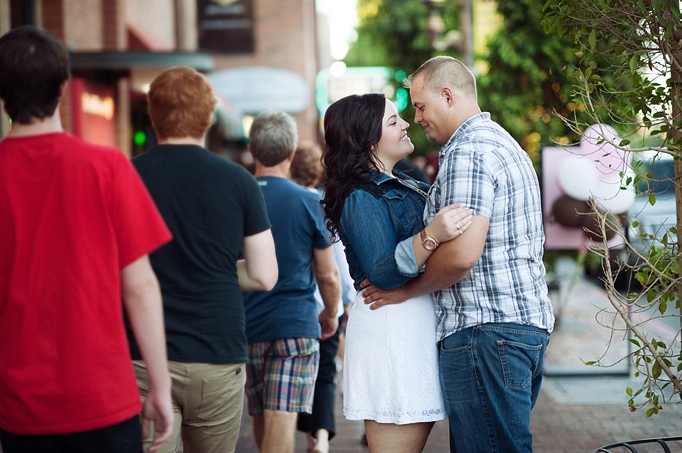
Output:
top-left (321, 93), bottom-right (386, 237)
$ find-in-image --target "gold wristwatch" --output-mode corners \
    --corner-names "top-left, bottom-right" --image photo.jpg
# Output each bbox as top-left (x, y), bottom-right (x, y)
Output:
top-left (420, 228), bottom-right (439, 251)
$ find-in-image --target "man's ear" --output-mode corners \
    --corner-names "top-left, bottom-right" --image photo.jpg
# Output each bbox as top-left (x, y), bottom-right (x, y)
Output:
top-left (59, 81), bottom-right (68, 99)
top-left (287, 147), bottom-right (297, 162)
top-left (442, 87), bottom-right (455, 106)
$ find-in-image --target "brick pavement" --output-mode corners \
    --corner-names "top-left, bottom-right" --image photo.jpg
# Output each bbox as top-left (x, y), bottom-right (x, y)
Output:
top-left (234, 270), bottom-right (682, 452)
top-left (3, 272), bottom-right (681, 453)
top-left (1, 385), bottom-right (680, 453)
top-left (232, 380), bottom-right (682, 453)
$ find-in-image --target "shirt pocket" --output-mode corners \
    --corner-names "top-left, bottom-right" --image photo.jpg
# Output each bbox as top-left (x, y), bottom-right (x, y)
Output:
top-left (383, 188), bottom-right (421, 241)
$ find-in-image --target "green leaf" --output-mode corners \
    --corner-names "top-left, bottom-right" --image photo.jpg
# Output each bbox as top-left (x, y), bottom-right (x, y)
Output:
top-left (588, 29), bottom-right (596, 49)
top-left (649, 193), bottom-right (657, 206)
top-left (671, 0), bottom-right (682, 20)
top-left (652, 363), bottom-right (662, 379)
top-left (647, 290), bottom-right (656, 303)
top-left (630, 55), bottom-right (638, 73)
top-left (659, 300), bottom-right (667, 314)
top-left (626, 387), bottom-right (633, 396)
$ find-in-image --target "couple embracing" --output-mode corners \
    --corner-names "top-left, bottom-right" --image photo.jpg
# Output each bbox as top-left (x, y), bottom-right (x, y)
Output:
top-left (320, 56), bottom-right (555, 453)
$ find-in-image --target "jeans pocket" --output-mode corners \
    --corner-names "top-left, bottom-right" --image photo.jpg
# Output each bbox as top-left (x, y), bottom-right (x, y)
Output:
top-left (496, 339), bottom-right (543, 389)
top-left (439, 334), bottom-right (471, 355)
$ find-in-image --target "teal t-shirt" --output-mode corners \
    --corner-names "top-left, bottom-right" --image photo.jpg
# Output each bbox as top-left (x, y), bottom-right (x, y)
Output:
top-left (243, 176), bottom-right (331, 343)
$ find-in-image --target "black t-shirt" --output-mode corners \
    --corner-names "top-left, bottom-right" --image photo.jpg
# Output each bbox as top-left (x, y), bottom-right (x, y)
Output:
top-left (127, 144), bottom-right (270, 363)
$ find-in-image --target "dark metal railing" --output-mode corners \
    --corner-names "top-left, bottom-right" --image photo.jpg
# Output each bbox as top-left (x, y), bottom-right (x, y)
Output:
top-left (593, 436), bottom-right (682, 453)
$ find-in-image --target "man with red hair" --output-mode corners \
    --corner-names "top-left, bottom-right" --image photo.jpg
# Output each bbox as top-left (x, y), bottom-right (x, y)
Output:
top-left (128, 66), bottom-right (278, 453)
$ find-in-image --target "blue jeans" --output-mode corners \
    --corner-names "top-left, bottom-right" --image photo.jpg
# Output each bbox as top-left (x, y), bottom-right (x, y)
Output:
top-left (439, 323), bottom-right (550, 453)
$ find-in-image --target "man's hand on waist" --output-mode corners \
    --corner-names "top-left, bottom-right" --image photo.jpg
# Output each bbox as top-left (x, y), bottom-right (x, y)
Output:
top-left (361, 279), bottom-right (410, 310)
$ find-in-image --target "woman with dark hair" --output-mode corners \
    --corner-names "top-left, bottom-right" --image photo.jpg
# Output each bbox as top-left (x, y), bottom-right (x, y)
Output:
top-left (321, 93), bottom-right (472, 452)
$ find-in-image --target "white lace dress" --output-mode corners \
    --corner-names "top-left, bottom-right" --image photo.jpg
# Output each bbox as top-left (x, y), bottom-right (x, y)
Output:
top-left (343, 291), bottom-right (447, 424)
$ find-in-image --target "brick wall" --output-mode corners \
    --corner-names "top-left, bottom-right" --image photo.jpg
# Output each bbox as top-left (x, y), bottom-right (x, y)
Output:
top-left (103, 0), bottom-right (126, 50)
top-left (62, 0), bottom-right (103, 49)
top-left (126, 0), bottom-right (175, 50)
top-left (213, 0), bottom-right (321, 142)
top-left (42, 0), bottom-right (66, 40)
top-left (27, 0), bottom-right (323, 145)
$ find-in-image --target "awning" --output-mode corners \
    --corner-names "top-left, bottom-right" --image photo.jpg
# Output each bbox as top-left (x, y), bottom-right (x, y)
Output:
top-left (69, 51), bottom-right (214, 72)
top-left (206, 66), bottom-right (310, 114)
top-left (69, 51), bottom-right (247, 139)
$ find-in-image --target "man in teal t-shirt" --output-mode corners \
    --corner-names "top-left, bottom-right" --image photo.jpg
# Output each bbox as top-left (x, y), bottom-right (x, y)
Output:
top-left (242, 110), bottom-right (340, 453)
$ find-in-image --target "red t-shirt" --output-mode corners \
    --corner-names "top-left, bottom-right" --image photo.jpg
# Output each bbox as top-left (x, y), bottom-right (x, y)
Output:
top-left (0, 133), bottom-right (172, 435)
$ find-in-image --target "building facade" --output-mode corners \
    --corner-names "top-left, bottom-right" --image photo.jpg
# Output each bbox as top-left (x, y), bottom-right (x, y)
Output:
top-left (0, 0), bottom-right (326, 159)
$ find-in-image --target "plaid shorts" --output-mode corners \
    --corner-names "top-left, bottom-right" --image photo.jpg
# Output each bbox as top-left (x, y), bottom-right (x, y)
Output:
top-left (245, 337), bottom-right (320, 417)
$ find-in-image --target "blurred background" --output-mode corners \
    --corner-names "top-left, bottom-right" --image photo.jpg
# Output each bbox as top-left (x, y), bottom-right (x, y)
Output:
top-left (0, 0), bottom-right (611, 166)
top-left (0, 0), bottom-right (670, 275)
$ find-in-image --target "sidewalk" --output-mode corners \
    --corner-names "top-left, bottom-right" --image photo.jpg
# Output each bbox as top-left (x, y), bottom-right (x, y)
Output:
top-left (4, 271), bottom-right (678, 452)
top-left (235, 375), bottom-right (682, 453)
top-left (235, 264), bottom-right (682, 452)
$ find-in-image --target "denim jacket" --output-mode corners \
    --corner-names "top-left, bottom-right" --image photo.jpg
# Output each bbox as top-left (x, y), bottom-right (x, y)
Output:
top-left (338, 169), bottom-right (429, 291)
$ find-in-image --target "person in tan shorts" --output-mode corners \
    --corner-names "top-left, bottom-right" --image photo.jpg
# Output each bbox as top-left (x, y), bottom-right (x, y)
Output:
top-left (126, 66), bottom-right (278, 453)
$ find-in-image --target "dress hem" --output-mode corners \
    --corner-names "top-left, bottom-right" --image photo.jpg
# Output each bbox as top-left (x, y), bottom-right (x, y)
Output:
top-left (343, 411), bottom-right (447, 425)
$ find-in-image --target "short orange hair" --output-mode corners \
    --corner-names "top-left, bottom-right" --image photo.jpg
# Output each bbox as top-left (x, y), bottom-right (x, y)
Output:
top-left (147, 66), bottom-right (217, 141)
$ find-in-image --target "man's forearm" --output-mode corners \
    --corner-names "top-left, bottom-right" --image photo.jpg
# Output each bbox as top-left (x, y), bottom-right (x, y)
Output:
top-left (404, 243), bottom-right (473, 299)
top-left (404, 264), bottom-right (470, 299)
top-left (318, 278), bottom-right (341, 316)
top-left (121, 257), bottom-right (171, 393)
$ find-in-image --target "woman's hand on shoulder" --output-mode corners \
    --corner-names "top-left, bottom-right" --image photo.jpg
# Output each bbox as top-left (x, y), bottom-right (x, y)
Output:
top-left (426, 204), bottom-right (473, 244)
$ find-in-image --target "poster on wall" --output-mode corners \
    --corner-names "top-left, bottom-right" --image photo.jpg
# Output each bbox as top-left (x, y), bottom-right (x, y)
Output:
top-left (197, 0), bottom-right (254, 54)
top-left (70, 78), bottom-right (116, 149)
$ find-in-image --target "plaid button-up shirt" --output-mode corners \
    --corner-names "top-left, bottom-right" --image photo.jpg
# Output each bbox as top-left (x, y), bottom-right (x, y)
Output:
top-left (426, 113), bottom-right (555, 341)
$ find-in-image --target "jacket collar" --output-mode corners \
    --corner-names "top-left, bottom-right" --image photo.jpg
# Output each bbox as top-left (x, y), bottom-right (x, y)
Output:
top-left (369, 168), bottom-right (396, 185)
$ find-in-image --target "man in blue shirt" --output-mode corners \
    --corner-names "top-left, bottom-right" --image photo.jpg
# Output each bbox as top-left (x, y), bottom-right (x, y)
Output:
top-left (242, 110), bottom-right (340, 453)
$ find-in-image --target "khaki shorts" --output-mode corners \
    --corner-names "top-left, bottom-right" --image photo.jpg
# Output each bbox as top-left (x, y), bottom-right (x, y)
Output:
top-left (133, 360), bottom-right (245, 453)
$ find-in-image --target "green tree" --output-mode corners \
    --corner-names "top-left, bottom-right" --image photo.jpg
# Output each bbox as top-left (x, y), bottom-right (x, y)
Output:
top-left (544, 0), bottom-right (682, 415)
top-left (477, 0), bottom-right (597, 166)
top-left (344, 0), bottom-right (462, 157)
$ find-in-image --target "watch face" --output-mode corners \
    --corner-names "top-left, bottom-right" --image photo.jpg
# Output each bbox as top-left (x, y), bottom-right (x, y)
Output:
top-left (423, 238), bottom-right (437, 251)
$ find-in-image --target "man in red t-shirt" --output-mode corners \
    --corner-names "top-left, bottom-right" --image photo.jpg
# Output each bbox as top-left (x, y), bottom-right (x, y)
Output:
top-left (0, 26), bottom-right (174, 453)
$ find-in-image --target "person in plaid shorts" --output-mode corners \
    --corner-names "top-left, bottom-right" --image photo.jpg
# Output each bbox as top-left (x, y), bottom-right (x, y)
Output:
top-left (242, 110), bottom-right (341, 453)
